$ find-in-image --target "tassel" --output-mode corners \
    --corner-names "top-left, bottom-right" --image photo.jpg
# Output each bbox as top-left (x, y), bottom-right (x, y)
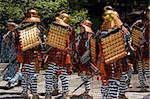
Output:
top-left (16, 54), bottom-right (23, 63)
top-left (100, 63), bottom-right (108, 85)
top-left (65, 54), bottom-right (71, 64)
top-left (100, 63), bottom-right (106, 76)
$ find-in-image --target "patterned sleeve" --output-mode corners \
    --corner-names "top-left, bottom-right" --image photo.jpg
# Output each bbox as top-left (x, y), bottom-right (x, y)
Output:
top-left (69, 27), bottom-right (77, 63)
top-left (122, 26), bottom-right (131, 48)
top-left (70, 28), bottom-right (76, 52)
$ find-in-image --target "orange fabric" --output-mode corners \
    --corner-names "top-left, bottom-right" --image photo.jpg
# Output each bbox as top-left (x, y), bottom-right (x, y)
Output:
top-left (99, 63), bottom-right (107, 76)
top-left (65, 54), bottom-right (71, 64)
top-left (99, 63), bottom-right (108, 85)
top-left (65, 31), bottom-right (72, 65)
top-left (35, 54), bottom-right (42, 73)
top-left (16, 55), bottom-right (24, 63)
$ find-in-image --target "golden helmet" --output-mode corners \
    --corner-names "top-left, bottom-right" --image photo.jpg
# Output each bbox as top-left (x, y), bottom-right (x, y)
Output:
top-left (102, 10), bottom-right (123, 28)
top-left (24, 9), bottom-right (41, 23)
top-left (80, 20), bottom-right (94, 34)
top-left (103, 6), bottom-right (113, 11)
top-left (55, 12), bottom-right (70, 27)
top-left (57, 13), bottom-right (70, 24)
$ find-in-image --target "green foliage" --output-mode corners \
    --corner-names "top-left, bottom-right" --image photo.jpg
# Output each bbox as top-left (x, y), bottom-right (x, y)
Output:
top-left (70, 9), bottom-right (89, 33)
top-left (0, 0), bottom-right (89, 33)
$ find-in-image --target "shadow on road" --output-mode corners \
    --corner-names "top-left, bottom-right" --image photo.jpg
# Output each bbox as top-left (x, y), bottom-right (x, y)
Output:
top-left (0, 86), bottom-right (15, 90)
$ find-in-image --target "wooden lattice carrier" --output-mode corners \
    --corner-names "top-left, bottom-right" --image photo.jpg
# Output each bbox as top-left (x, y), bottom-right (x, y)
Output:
top-left (19, 25), bottom-right (41, 51)
top-left (131, 26), bottom-right (142, 47)
top-left (46, 24), bottom-right (67, 50)
top-left (101, 30), bottom-right (126, 64)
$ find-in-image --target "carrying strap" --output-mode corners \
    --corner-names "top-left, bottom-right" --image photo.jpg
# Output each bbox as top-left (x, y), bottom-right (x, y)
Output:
top-left (85, 33), bottom-right (92, 50)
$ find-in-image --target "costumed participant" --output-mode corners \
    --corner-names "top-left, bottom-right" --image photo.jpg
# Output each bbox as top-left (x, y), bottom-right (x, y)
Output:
top-left (75, 20), bottom-right (97, 98)
top-left (122, 18), bottom-right (134, 89)
top-left (141, 6), bottom-right (150, 84)
top-left (13, 9), bottom-right (45, 98)
top-left (130, 6), bottom-right (150, 91)
top-left (1, 19), bottom-right (22, 88)
top-left (1, 19), bottom-right (18, 63)
top-left (45, 12), bottom-right (76, 99)
top-left (96, 9), bottom-right (131, 99)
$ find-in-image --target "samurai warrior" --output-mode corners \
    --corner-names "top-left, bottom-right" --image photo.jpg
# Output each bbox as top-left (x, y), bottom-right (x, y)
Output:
top-left (1, 19), bottom-right (22, 88)
top-left (129, 6), bottom-right (150, 91)
top-left (142, 6), bottom-right (150, 84)
top-left (75, 20), bottom-right (97, 98)
top-left (13, 9), bottom-right (46, 98)
top-left (96, 8), bottom-right (131, 99)
top-left (45, 12), bottom-right (76, 99)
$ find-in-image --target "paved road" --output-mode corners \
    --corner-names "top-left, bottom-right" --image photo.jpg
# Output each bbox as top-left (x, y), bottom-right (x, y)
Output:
top-left (0, 64), bottom-right (150, 99)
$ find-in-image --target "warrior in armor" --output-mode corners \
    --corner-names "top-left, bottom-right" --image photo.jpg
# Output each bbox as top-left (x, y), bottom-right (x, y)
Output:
top-left (45, 12), bottom-right (76, 99)
top-left (142, 6), bottom-right (150, 84)
top-left (129, 6), bottom-right (150, 91)
top-left (96, 8), bottom-right (131, 99)
top-left (13, 9), bottom-right (45, 98)
top-left (1, 19), bottom-right (22, 88)
top-left (75, 20), bottom-right (97, 98)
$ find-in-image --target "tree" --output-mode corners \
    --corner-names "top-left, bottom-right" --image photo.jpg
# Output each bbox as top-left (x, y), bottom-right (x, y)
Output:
top-left (0, 0), bottom-right (89, 33)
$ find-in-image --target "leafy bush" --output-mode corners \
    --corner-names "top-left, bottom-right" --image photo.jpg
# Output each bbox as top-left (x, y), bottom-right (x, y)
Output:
top-left (0, 0), bottom-right (89, 33)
